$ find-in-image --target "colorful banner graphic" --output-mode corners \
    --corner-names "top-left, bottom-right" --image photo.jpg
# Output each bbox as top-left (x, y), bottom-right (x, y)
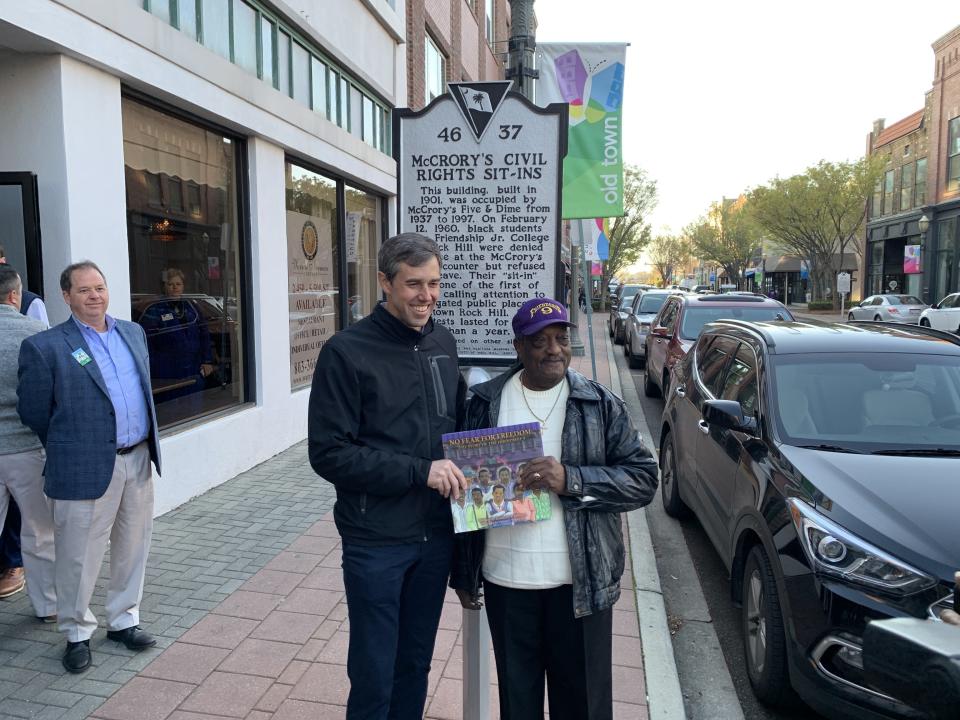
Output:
top-left (579, 218), bottom-right (610, 263)
top-left (537, 43), bottom-right (627, 219)
top-left (904, 244), bottom-right (921, 274)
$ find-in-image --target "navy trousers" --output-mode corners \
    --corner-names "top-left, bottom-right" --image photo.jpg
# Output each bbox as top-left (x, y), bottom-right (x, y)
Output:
top-left (341, 533), bottom-right (453, 720)
top-left (0, 499), bottom-right (22, 569)
top-left (484, 580), bottom-right (614, 720)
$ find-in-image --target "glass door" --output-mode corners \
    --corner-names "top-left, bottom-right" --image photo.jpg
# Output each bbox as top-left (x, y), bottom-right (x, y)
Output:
top-left (0, 172), bottom-right (43, 296)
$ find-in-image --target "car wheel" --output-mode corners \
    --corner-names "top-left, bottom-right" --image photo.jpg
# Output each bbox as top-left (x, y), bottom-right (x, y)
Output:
top-left (874, 314), bottom-right (882, 322)
top-left (920, 318), bottom-right (931, 327)
top-left (660, 433), bottom-right (688, 517)
top-left (847, 313), bottom-right (854, 322)
top-left (644, 368), bottom-right (660, 398)
top-left (742, 545), bottom-right (792, 707)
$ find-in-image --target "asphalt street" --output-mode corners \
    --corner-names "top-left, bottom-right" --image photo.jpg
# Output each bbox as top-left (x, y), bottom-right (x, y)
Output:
top-left (616, 344), bottom-right (827, 720)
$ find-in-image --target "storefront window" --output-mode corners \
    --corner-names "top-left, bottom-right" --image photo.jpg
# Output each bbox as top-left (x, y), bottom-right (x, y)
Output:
top-left (882, 169), bottom-right (894, 216)
top-left (233, 0), bottom-right (258, 75)
top-left (122, 97), bottom-right (248, 428)
top-left (900, 162), bottom-right (914, 211)
top-left (345, 186), bottom-right (382, 327)
top-left (200, 0), bottom-right (230, 60)
top-left (936, 218), bottom-right (958, 297)
top-left (286, 163), bottom-right (339, 389)
top-left (868, 241), bottom-right (884, 296)
top-left (916, 158), bottom-right (927, 206)
top-left (948, 118), bottom-right (960, 193)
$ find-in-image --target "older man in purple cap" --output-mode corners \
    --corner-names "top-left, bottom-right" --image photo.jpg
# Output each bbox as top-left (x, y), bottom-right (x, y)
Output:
top-left (451, 297), bottom-right (659, 720)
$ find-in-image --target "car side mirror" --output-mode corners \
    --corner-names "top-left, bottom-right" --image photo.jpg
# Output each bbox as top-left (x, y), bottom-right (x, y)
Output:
top-left (651, 326), bottom-right (670, 338)
top-left (863, 618), bottom-right (960, 720)
top-left (702, 399), bottom-right (757, 434)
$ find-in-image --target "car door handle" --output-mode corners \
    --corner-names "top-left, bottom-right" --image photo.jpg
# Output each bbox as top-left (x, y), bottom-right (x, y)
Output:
top-left (675, 386), bottom-right (686, 398)
top-left (698, 420), bottom-right (710, 435)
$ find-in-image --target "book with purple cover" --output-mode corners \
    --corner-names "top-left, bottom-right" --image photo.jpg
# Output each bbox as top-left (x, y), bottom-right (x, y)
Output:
top-left (442, 422), bottom-right (550, 534)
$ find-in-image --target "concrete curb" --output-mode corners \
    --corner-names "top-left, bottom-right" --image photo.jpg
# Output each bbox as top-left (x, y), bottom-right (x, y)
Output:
top-left (602, 336), bottom-right (687, 719)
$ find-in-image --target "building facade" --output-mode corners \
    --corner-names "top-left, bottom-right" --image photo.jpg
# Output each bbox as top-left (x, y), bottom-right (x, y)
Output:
top-left (0, 0), bottom-right (405, 513)
top-left (864, 23), bottom-right (960, 303)
top-left (405, 0), bottom-right (510, 112)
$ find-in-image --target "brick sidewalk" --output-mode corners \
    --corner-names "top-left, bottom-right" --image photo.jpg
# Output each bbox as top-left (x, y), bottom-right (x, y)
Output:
top-left (0, 310), bottom-right (649, 720)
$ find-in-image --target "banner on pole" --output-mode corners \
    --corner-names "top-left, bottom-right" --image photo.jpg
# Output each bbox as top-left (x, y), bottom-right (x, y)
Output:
top-left (537, 43), bottom-right (627, 220)
top-left (578, 218), bottom-right (611, 263)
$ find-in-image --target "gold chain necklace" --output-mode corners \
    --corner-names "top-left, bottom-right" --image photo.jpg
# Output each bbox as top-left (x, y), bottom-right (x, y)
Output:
top-left (519, 371), bottom-right (564, 430)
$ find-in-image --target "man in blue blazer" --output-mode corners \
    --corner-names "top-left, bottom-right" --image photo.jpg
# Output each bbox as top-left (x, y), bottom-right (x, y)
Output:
top-left (17, 261), bottom-right (161, 673)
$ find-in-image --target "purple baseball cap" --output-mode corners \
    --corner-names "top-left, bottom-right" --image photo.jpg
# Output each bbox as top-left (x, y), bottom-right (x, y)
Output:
top-left (512, 298), bottom-right (575, 337)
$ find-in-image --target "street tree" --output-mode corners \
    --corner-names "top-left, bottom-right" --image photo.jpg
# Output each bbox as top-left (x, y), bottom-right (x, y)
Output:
top-left (749, 158), bottom-right (884, 305)
top-left (599, 165), bottom-right (657, 304)
top-left (683, 196), bottom-right (761, 289)
top-left (647, 233), bottom-right (691, 288)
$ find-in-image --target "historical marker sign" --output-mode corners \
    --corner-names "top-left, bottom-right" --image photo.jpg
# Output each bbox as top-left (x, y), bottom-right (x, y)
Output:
top-left (395, 82), bottom-right (568, 362)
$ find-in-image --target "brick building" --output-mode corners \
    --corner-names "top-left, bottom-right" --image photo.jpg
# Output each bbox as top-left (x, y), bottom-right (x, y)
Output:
top-left (864, 23), bottom-right (960, 303)
top-left (405, 0), bottom-right (511, 111)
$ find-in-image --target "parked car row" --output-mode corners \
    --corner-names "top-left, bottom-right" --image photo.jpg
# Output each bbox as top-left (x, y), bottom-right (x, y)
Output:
top-left (845, 292), bottom-right (960, 335)
top-left (636, 289), bottom-right (960, 720)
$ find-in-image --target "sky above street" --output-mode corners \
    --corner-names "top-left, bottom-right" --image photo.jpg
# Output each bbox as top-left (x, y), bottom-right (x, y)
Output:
top-left (536, 1), bottom-right (960, 236)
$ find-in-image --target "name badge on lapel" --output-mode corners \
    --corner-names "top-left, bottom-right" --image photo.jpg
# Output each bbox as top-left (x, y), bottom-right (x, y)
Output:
top-left (72, 348), bottom-right (92, 367)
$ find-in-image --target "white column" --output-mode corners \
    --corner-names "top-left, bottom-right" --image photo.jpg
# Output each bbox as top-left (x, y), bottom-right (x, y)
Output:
top-left (246, 137), bottom-right (289, 409)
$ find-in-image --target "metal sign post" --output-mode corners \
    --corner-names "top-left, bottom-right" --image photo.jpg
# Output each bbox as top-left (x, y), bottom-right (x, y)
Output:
top-left (837, 272), bottom-right (851, 321)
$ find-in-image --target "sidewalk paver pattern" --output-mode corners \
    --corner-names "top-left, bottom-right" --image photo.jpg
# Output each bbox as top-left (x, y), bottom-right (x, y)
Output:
top-left (0, 307), bottom-right (648, 719)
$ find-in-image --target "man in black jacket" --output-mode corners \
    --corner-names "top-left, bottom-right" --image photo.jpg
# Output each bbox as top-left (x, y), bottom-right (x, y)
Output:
top-left (451, 296), bottom-right (659, 720)
top-left (308, 233), bottom-right (468, 720)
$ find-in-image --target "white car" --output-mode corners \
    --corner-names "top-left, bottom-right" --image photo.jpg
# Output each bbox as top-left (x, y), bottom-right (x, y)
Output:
top-left (919, 292), bottom-right (960, 334)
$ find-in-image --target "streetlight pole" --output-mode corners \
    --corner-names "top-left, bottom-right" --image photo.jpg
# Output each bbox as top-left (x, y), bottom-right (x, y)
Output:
top-left (506, 0), bottom-right (538, 99)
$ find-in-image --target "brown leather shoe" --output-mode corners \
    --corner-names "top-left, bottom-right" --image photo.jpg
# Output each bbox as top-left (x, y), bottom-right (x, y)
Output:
top-left (0, 567), bottom-right (25, 598)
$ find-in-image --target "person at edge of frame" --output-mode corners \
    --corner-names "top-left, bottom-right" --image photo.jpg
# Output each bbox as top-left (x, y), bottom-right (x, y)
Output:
top-left (0, 244), bottom-right (49, 601)
top-left (307, 232), bottom-right (468, 720)
top-left (450, 295), bottom-right (659, 720)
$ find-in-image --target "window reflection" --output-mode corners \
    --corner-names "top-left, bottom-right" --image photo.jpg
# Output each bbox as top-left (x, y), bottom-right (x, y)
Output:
top-left (286, 163), bottom-right (339, 388)
top-left (122, 98), bottom-right (247, 428)
top-left (345, 186), bottom-right (381, 326)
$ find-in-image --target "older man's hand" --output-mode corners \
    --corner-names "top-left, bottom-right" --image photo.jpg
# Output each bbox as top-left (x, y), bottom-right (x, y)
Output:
top-left (427, 459), bottom-right (468, 500)
top-left (519, 457), bottom-right (566, 495)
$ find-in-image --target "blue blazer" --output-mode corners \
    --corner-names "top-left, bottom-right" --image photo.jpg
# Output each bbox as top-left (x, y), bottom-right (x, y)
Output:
top-left (17, 317), bottom-right (162, 500)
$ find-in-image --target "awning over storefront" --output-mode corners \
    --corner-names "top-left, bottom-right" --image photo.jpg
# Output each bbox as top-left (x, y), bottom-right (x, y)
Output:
top-left (763, 253), bottom-right (858, 273)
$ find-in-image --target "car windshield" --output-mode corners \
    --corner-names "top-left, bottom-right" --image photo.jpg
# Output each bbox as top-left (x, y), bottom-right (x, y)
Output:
top-left (678, 306), bottom-right (790, 340)
top-left (887, 295), bottom-right (923, 305)
top-left (638, 294), bottom-right (668, 314)
top-left (771, 353), bottom-right (960, 452)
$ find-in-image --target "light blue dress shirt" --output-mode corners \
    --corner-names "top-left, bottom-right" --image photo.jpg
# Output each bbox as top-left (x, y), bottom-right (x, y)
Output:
top-left (72, 315), bottom-right (150, 449)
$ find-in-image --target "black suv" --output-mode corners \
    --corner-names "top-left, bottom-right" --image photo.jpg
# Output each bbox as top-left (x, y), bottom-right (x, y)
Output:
top-left (659, 319), bottom-right (960, 719)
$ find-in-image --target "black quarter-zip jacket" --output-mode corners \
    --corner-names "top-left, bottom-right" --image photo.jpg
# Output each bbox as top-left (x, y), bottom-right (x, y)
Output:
top-left (308, 303), bottom-right (466, 545)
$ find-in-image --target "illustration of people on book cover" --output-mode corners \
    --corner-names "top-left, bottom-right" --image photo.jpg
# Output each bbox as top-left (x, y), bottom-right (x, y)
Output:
top-left (442, 422), bottom-right (549, 534)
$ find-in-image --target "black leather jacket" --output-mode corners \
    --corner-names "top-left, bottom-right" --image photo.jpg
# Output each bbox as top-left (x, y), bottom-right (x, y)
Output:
top-left (449, 366), bottom-right (659, 617)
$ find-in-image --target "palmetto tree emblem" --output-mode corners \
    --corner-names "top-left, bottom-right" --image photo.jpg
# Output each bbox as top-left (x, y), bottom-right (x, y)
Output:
top-left (472, 93), bottom-right (486, 108)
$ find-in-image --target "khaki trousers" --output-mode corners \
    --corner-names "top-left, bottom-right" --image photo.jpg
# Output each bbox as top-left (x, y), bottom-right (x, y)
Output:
top-left (52, 443), bottom-right (153, 642)
top-left (0, 447), bottom-right (56, 616)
